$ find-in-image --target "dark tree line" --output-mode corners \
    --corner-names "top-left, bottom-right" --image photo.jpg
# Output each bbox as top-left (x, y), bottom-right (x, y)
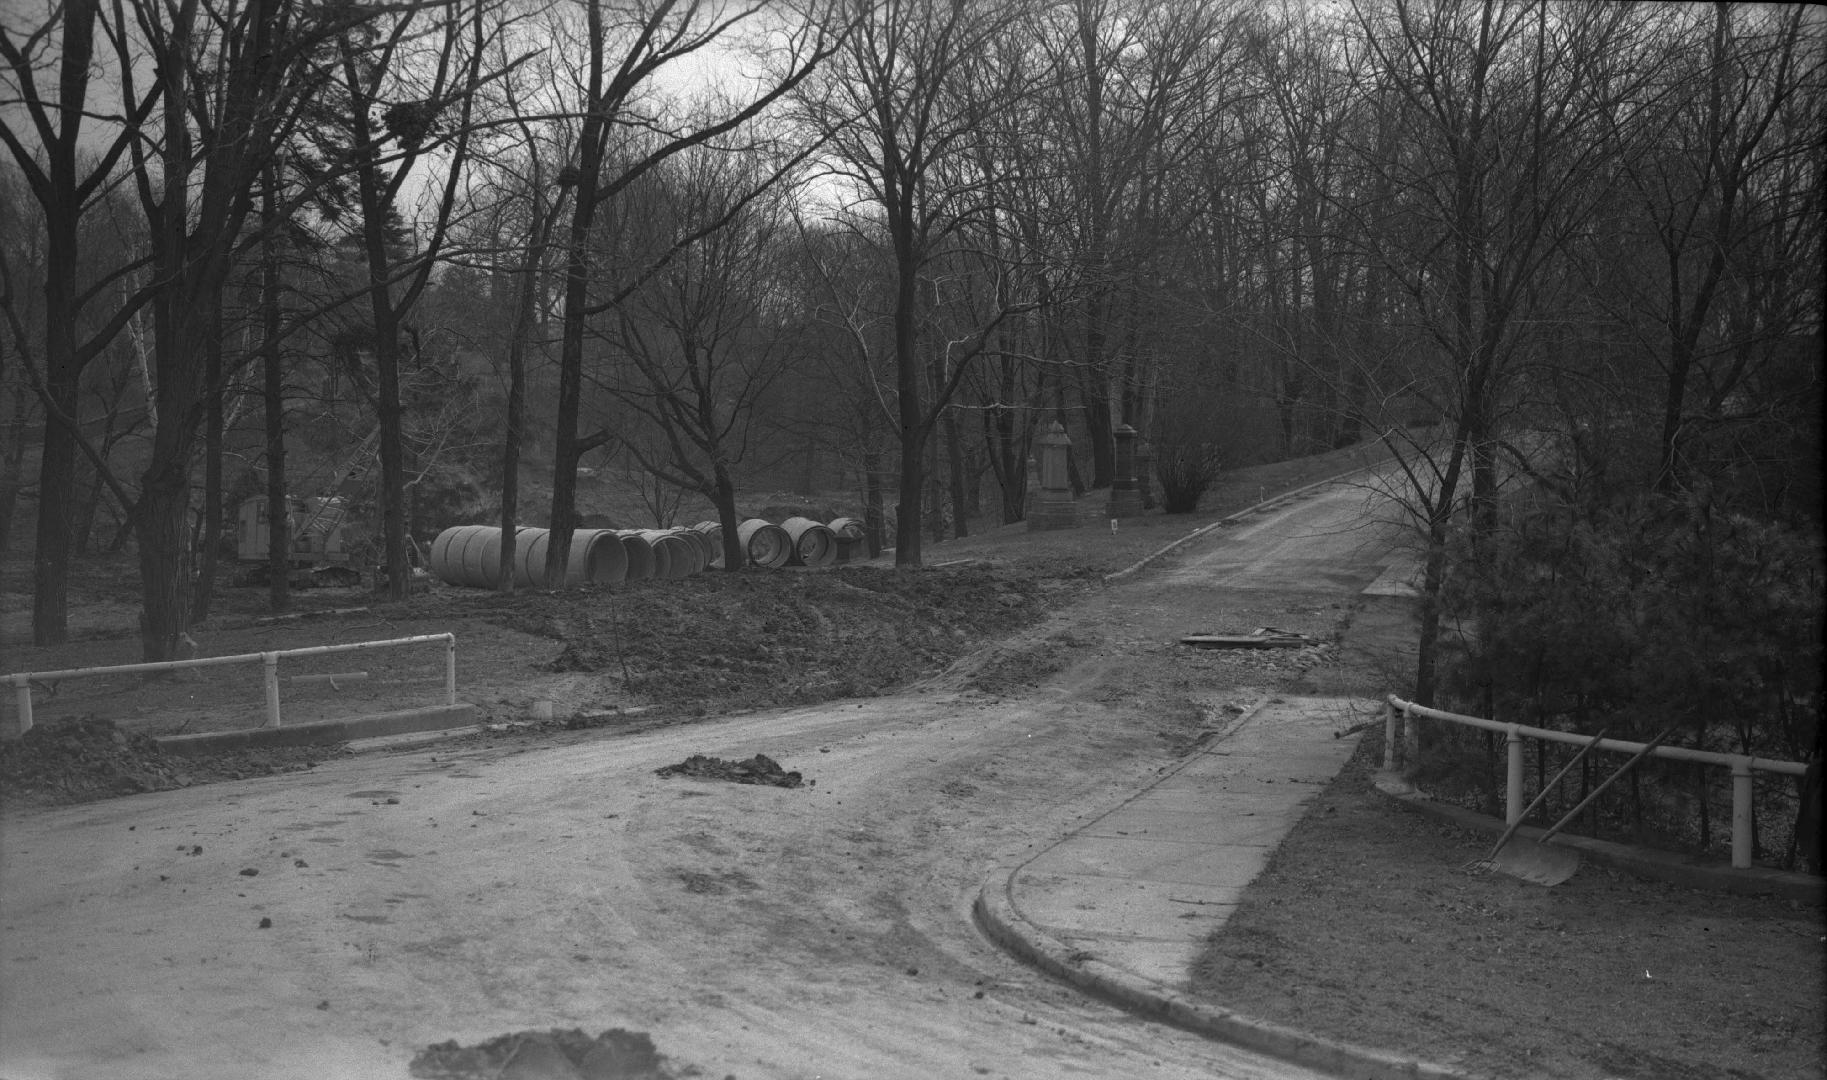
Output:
top-left (2, 0), bottom-right (1818, 739)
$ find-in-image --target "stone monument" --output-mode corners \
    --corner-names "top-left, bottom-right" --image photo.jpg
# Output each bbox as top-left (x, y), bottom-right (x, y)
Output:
top-left (1106, 424), bottom-right (1144, 518)
top-left (1028, 421), bottom-right (1078, 531)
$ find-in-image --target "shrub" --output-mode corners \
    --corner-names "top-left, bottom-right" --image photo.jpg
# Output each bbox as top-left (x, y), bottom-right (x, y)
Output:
top-left (1156, 442), bottom-right (1222, 514)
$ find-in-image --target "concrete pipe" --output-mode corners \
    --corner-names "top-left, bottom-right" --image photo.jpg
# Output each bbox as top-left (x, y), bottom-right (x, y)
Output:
top-left (692, 522), bottom-right (725, 569)
top-left (737, 519), bottom-right (792, 569)
top-left (673, 530), bottom-right (705, 575)
top-left (827, 517), bottom-right (867, 564)
top-left (429, 525), bottom-right (476, 585)
top-left (674, 527), bottom-right (716, 572)
top-left (523, 527), bottom-right (627, 587)
top-left (430, 524), bottom-right (535, 588)
top-left (614, 531), bottom-right (655, 581)
top-left (430, 526), bottom-right (627, 588)
top-left (639, 530), bottom-right (699, 579)
top-left (782, 517), bottom-right (838, 568)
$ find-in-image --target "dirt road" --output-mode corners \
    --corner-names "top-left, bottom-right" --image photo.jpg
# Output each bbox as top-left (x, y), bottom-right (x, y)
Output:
top-left (0, 480), bottom-right (1412, 1080)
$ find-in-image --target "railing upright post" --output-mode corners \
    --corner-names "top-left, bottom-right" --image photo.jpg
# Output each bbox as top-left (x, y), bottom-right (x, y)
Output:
top-left (444, 636), bottom-right (457, 706)
top-left (1731, 757), bottom-right (1754, 869)
top-left (264, 652), bottom-right (282, 728)
top-left (11, 676), bottom-right (32, 737)
top-left (1506, 724), bottom-right (1524, 825)
top-left (1382, 700), bottom-right (1397, 770)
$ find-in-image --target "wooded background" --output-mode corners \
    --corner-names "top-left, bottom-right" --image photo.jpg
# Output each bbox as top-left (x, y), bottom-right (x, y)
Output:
top-left (3, 0), bottom-right (1820, 747)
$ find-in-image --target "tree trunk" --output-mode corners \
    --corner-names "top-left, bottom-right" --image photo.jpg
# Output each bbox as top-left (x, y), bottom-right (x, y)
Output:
top-left (498, 188), bottom-right (553, 592)
top-left (547, 0), bottom-right (609, 589)
top-left (193, 298), bottom-right (224, 621)
top-left (713, 465), bottom-right (742, 572)
top-left (31, 272), bottom-right (81, 647)
top-left (1076, 371), bottom-right (1115, 489)
top-left (945, 408), bottom-right (969, 539)
top-left (863, 443), bottom-right (886, 558)
top-left (892, 232), bottom-right (926, 565)
top-left (0, 379), bottom-right (27, 556)
top-left (262, 174), bottom-right (290, 612)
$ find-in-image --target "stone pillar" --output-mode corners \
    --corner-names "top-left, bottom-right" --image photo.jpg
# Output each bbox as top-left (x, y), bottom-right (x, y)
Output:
top-left (1024, 454), bottom-right (1039, 519)
top-left (1106, 424), bottom-right (1143, 518)
top-left (1135, 438), bottom-right (1157, 511)
top-left (1028, 422), bottom-right (1078, 531)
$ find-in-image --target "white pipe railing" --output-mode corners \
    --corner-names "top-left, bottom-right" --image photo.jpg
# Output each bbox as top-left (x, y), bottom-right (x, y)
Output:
top-left (6, 634), bottom-right (458, 736)
top-left (1384, 693), bottom-right (1808, 871)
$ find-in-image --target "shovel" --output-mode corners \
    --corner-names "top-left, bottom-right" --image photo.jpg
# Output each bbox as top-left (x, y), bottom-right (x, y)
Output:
top-left (1464, 726), bottom-right (1610, 876)
top-left (1491, 726), bottom-right (1677, 886)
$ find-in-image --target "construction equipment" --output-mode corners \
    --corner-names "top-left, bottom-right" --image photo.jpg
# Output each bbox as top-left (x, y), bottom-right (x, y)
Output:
top-left (233, 429), bottom-right (382, 588)
top-left (1480, 726), bottom-right (1678, 886)
top-left (234, 495), bottom-right (367, 587)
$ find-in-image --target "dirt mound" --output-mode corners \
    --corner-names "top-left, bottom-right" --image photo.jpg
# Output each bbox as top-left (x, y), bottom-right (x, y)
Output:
top-left (0, 715), bottom-right (343, 808)
top-left (498, 563), bottom-right (1070, 711)
top-left (655, 752), bottom-right (804, 788)
top-left (0, 716), bottom-right (188, 800)
top-left (410, 1027), bottom-right (677, 1080)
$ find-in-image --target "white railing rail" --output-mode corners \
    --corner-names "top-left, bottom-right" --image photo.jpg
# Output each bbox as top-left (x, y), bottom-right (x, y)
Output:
top-left (1383, 693), bottom-right (1808, 870)
top-left (6, 634), bottom-right (458, 736)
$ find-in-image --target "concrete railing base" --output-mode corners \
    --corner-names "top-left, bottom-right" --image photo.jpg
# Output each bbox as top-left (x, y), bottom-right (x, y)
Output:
top-left (155, 703), bottom-right (479, 757)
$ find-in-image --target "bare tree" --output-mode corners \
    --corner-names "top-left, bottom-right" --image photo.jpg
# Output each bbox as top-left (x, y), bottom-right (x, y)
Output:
top-left (1344, 0), bottom-right (1666, 705)
top-left (0, 0), bottom-right (157, 644)
top-left (540, 0), bottom-right (848, 587)
top-left (328, 0), bottom-right (508, 599)
top-left (794, 0), bottom-right (1043, 565)
top-left (602, 147), bottom-right (801, 571)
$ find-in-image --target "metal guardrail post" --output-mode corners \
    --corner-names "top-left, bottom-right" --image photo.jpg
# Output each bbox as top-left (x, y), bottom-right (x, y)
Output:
top-left (1506, 724), bottom-right (1524, 825)
top-left (263, 653), bottom-right (282, 728)
top-left (1731, 757), bottom-right (1754, 869)
top-left (12, 676), bottom-right (32, 737)
top-left (1382, 700), bottom-right (1397, 770)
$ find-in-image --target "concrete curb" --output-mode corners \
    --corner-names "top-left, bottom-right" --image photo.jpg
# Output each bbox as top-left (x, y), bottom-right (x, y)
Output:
top-left (154, 703), bottom-right (480, 757)
top-left (972, 695), bottom-right (1477, 1080)
top-left (1103, 457), bottom-right (1394, 584)
top-left (1373, 773), bottom-right (1826, 905)
top-left (972, 871), bottom-right (1472, 1080)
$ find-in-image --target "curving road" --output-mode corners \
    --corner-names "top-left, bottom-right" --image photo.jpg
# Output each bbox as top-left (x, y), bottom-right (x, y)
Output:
top-left (1155, 470), bottom-right (1418, 596)
top-left (0, 478), bottom-right (1414, 1080)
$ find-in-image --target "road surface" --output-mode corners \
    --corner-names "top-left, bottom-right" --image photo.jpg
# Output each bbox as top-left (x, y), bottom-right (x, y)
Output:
top-left (0, 478), bottom-right (1415, 1080)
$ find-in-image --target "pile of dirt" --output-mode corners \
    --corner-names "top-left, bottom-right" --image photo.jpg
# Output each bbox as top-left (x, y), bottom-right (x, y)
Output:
top-left (496, 562), bottom-right (1078, 710)
top-left (410, 1027), bottom-right (677, 1080)
top-left (0, 715), bottom-right (343, 808)
top-left (655, 753), bottom-right (804, 788)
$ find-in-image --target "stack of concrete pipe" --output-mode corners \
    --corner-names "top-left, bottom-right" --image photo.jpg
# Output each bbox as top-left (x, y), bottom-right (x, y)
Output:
top-left (430, 515), bottom-right (867, 588)
top-left (781, 517), bottom-right (838, 568)
top-left (429, 525), bottom-right (629, 588)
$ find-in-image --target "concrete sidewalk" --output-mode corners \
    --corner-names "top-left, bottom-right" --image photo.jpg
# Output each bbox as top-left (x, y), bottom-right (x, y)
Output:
top-left (975, 695), bottom-right (1469, 1080)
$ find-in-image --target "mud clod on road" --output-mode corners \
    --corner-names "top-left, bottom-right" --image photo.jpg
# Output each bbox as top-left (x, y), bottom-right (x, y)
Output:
top-left (410, 1027), bottom-right (677, 1080)
top-left (654, 753), bottom-right (804, 788)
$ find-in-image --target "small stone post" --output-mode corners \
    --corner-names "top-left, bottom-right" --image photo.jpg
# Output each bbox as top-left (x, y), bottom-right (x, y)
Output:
top-left (1106, 424), bottom-right (1143, 518)
top-left (1028, 422), bottom-right (1078, 531)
